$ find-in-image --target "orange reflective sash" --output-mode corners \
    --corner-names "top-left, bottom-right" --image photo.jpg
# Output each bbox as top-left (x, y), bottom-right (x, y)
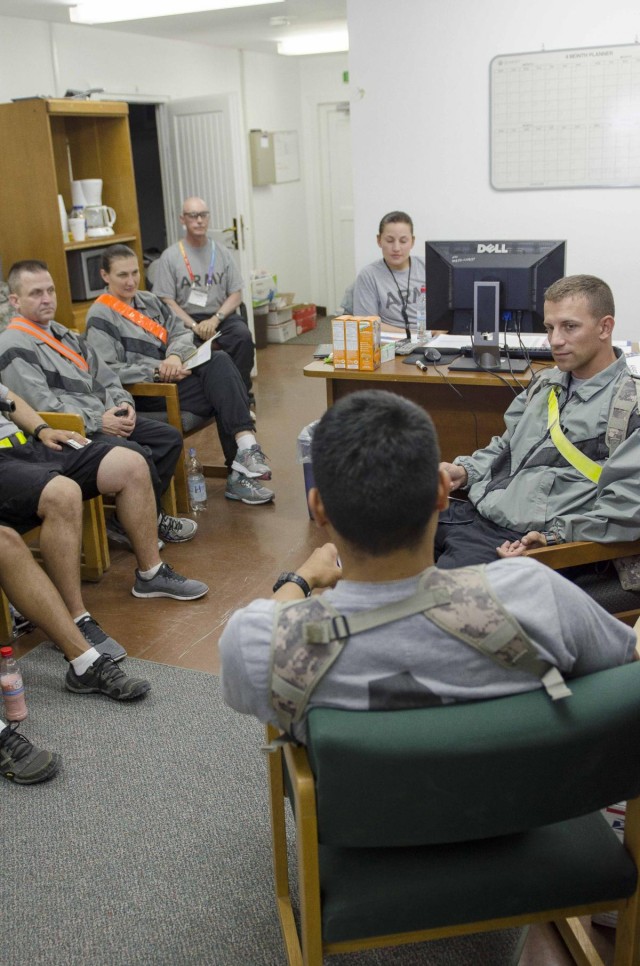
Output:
top-left (8, 317), bottom-right (89, 371)
top-left (97, 293), bottom-right (168, 345)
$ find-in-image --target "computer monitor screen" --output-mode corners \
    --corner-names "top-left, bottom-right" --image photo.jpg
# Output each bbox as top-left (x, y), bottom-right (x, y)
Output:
top-left (425, 239), bottom-right (566, 333)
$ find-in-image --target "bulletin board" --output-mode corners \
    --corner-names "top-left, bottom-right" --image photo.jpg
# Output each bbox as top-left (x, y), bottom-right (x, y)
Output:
top-left (490, 43), bottom-right (640, 190)
top-left (273, 130), bottom-right (300, 183)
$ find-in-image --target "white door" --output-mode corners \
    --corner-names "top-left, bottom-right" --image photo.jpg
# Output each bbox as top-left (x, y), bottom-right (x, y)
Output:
top-left (319, 102), bottom-right (355, 314)
top-left (156, 93), bottom-right (255, 337)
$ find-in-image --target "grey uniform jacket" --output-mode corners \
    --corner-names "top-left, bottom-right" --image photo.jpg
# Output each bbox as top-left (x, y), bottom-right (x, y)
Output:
top-left (0, 320), bottom-right (133, 435)
top-left (456, 350), bottom-right (640, 543)
top-left (85, 291), bottom-right (195, 385)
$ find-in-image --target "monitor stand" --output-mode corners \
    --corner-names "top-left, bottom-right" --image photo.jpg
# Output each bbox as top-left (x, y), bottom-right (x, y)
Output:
top-left (448, 356), bottom-right (530, 373)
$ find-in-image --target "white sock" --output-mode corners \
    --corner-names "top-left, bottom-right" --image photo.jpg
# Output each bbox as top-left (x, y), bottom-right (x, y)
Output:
top-left (138, 563), bottom-right (162, 580)
top-left (73, 611), bottom-right (91, 624)
top-left (236, 433), bottom-right (257, 451)
top-left (0, 717), bottom-right (7, 732)
top-left (71, 647), bottom-right (101, 677)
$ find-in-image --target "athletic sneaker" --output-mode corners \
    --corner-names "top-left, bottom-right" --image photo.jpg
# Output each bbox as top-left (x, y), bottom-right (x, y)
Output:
top-left (232, 444), bottom-right (272, 480)
top-left (0, 722), bottom-right (61, 785)
top-left (158, 513), bottom-right (198, 543)
top-left (131, 563), bottom-right (209, 601)
top-left (65, 653), bottom-right (151, 701)
top-left (76, 615), bottom-right (127, 663)
top-left (106, 516), bottom-right (165, 552)
top-left (225, 471), bottom-right (275, 505)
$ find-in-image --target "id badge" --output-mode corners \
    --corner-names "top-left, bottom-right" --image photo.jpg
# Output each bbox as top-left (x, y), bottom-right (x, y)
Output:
top-left (188, 286), bottom-right (208, 308)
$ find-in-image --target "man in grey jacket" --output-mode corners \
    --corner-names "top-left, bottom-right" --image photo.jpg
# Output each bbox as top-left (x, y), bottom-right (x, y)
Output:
top-left (436, 275), bottom-right (640, 567)
top-left (1, 260), bottom-right (197, 547)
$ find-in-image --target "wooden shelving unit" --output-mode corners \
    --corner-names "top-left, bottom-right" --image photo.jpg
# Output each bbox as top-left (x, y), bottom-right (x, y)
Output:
top-left (0, 98), bottom-right (143, 331)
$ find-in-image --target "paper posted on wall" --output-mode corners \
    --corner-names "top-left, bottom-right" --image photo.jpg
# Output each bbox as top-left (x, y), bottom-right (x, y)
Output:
top-left (184, 332), bottom-right (221, 370)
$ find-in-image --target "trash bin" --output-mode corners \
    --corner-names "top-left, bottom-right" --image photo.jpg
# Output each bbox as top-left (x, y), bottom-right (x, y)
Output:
top-left (297, 420), bottom-right (319, 519)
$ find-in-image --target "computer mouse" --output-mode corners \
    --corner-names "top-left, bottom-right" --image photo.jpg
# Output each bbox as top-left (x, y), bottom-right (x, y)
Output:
top-left (424, 347), bottom-right (442, 363)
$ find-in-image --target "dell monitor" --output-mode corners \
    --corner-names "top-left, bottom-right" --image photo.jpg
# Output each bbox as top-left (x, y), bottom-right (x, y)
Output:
top-left (425, 239), bottom-right (566, 334)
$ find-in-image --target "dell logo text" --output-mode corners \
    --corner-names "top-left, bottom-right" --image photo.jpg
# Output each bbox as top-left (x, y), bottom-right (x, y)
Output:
top-left (477, 243), bottom-right (509, 254)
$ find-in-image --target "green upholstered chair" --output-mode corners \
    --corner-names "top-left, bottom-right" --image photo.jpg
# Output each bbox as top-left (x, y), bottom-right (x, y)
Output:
top-left (266, 662), bottom-right (640, 966)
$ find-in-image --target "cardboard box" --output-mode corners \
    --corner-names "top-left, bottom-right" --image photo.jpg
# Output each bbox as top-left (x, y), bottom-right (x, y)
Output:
top-left (267, 307), bottom-right (293, 326)
top-left (355, 316), bottom-right (381, 372)
top-left (381, 341), bottom-right (395, 363)
top-left (292, 302), bottom-right (317, 335)
top-left (331, 318), bottom-right (346, 368)
top-left (266, 319), bottom-right (296, 343)
top-left (345, 318), bottom-right (360, 369)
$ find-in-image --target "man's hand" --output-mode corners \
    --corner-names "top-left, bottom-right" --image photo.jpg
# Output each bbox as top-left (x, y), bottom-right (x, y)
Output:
top-left (102, 404), bottom-right (137, 438)
top-left (157, 355), bottom-right (190, 383)
top-left (440, 461), bottom-right (468, 492)
top-left (37, 428), bottom-right (91, 452)
top-left (496, 531), bottom-right (547, 558)
top-left (193, 317), bottom-right (219, 341)
top-left (273, 543), bottom-right (342, 600)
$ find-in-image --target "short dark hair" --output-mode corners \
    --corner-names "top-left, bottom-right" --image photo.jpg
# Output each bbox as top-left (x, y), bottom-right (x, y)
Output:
top-left (378, 211), bottom-right (414, 235)
top-left (8, 259), bottom-right (49, 294)
top-left (544, 274), bottom-right (615, 319)
top-left (311, 390), bottom-right (440, 555)
top-left (101, 244), bottom-right (137, 273)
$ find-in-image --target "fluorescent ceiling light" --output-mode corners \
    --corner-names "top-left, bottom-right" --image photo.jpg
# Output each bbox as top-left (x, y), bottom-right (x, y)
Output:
top-left (278, 28), bottom-right (348, 56)
top-left (70, 0), bottom-right (283, 25)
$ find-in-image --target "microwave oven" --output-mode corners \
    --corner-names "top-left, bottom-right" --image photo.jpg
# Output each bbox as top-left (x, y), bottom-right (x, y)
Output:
top-left (68, 247), bottom-right (108, 301)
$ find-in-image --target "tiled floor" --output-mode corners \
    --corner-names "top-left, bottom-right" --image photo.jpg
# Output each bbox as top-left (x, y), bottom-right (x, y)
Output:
top-left (14, 340), bottom-right (615, 965)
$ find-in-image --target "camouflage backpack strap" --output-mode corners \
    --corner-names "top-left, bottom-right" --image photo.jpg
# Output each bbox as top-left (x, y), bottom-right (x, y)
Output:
top-left (422, 566), bottom-right (571, 700)
top-left (270, 596), bottom-right (348, 733)
top-left (607, 371), bottom-right (640, 456)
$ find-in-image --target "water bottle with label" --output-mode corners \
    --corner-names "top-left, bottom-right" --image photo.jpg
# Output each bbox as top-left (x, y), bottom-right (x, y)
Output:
top-left (416, 285), bottom-right (429, 343)
top-left (186, 447), bottom-right (208, 512)
top-left (0, 645), bottom-right (27, 721)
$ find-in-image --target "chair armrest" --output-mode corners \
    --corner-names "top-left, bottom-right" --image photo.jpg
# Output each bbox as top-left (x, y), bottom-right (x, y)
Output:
top-left (525, 539), bottom-right (640, 570)
top-left (124, 382), bottom-right (182, 431)
top-left (38, 411), bottom-right (87, 434)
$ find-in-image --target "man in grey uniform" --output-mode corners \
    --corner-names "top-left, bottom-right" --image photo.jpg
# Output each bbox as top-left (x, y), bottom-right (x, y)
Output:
top-left (153, 196), bottom-right (255, 402)
top-left (219, 390), bottom-right (635, 742)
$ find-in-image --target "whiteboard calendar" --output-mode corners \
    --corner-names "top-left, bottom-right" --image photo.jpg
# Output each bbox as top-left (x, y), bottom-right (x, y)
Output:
top-left (490, 44), bottom-right (640, 190)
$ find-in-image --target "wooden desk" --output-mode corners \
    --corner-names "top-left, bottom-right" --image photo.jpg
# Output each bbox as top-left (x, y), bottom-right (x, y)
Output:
top-left (303, 357), bottom-right (549, 462)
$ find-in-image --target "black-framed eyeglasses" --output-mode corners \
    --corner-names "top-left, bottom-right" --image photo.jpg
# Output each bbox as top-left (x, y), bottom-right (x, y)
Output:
top-left (182, 211), bottom-right (210, 220)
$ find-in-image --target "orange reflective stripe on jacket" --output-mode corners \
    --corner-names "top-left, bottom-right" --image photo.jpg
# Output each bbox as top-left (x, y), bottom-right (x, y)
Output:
top-left (8, 317), bottom-right (90, 371)
top-left (96, 293), bottom-right (168, 345)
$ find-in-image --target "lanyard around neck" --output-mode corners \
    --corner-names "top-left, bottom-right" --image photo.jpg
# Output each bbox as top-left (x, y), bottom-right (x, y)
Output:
top-left (384, 258), bottom-right (412, 324)
top-left (179, 241), bottom-right (216, 288)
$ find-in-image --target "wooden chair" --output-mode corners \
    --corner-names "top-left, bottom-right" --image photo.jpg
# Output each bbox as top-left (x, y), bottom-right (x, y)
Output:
top-left (267, 662), bottom-right (640, 966)
top-left (526, 539), bottom-right (640, 624)
top-left (125, 381), bottom-right (227, 515)
top-left (0, 412), bottom-right (110, 644)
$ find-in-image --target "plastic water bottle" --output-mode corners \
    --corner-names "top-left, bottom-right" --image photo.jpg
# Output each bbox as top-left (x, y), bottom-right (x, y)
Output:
top-left (416, 286), bottom-right (428, 342)
top-left (186, 447), bottom-right (208, 512)
top-left (0, 645), bottom-right (27, 721)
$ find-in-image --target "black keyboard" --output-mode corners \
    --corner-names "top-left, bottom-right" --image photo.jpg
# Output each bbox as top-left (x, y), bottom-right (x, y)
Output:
top-left (462, 345), bottom-right (553, 361)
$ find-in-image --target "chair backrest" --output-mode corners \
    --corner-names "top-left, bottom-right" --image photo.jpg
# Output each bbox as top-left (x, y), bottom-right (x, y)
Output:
top-left (306, 662), bottom-right (640, 848)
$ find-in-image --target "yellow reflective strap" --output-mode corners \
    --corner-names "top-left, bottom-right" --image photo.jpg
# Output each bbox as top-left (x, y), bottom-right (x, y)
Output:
top-left (0, 432), bottom-right (27, 448)
top-left (547, 389), bottom-right (602, 484)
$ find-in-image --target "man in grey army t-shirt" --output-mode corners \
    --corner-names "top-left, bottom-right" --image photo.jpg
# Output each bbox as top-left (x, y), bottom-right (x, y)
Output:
top-left (153, 196), bottom-right (255, 403)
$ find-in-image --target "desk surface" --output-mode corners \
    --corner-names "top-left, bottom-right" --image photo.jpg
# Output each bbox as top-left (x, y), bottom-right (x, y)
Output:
top-left (303, 357), bottom-right (551, 462)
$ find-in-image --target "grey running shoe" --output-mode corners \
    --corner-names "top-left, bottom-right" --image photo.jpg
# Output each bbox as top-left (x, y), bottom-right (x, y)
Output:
top-left (107, 516), bottom-right (164, 552)
top-left (76, 614), bottom-right (127, 663)
top-left (65, 653), bottom-right (150, 701)
top-left (131, 563), bottom-right (209, 601)
top-left (232, 444), bottom-right (272, 480)
top-left (0, 722), bottom-right (61, 784)
top-left (158, 513), bottom-right (198, 543)
top-left (225, 470), bottom-right (275, 505)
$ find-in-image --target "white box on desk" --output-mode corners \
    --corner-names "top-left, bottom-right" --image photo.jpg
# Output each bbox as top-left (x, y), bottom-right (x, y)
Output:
top-left (266, 319), bottom-right (296, 343)
top-left (267, 307), bottom-right (293, 326)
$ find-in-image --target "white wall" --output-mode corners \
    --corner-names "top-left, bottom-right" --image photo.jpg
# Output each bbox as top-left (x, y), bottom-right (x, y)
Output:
top-left (348, 0), bottom-right (640, 337)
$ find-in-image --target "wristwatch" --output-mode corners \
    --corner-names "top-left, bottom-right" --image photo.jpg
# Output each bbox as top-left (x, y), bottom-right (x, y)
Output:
top-left (31, 423), bottom-right (49, 441)
top-left (216, 311), bottom-right (226, 322)
top-left (273, 572), bottom-right (312, 597)
top-left (541, 531), bottom-right (560, 546)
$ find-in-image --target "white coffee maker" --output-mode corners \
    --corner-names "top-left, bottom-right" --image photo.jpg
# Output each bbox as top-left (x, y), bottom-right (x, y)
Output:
top-left (71, 179), bottom-right (117, 237)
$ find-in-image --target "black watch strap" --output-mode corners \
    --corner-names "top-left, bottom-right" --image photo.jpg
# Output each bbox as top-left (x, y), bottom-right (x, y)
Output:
top-left (32, 423), bottom-right (49, 441)
top-left (273, 571), bottom-right (312, 597)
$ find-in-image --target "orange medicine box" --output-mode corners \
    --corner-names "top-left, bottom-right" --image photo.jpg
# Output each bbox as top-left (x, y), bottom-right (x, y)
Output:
top-left (355, 316), bottom-right (381, 371)
top-left (331, 317), bottom-right (347, 369)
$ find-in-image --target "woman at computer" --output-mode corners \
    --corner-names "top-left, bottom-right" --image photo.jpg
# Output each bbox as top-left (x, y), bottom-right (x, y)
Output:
top-left (352, 211), bottom-right (426, 332)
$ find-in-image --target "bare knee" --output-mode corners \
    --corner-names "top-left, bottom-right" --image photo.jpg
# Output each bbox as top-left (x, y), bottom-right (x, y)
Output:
top-left (37, 476), bottom-right (82, 522)
top-left (97, 447), bottom-right (151, 494)
top-left (0, 525), bottom-right (27, 556)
